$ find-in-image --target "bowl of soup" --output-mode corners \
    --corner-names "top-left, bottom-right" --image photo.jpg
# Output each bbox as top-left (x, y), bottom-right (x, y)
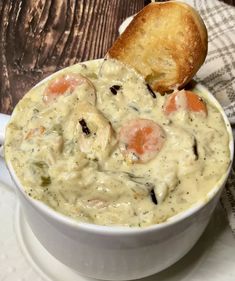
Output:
top-left (3, 59), bottom-right (233, 280)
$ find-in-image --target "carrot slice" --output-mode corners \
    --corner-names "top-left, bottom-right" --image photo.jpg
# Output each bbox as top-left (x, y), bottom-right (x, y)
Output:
top-left (164, 90), bottom-right (207, 115)
top-left (25, 126), bottom-right (45, 140)
top-left (47, 77), bottom-right (74, 95)
top-left (119, 119), bottom-right (166, 163)
top-left (43, 73), bottom-right (95, 103)
top-left (128, 126), bottom-right (154, 155)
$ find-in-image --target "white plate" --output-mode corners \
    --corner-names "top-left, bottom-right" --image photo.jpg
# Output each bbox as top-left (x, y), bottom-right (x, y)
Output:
top-left (0, 156), bottom-right (235, 281)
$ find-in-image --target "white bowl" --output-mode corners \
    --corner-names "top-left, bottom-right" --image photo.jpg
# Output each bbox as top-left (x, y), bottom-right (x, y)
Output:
top-left (2, 60), bottom-right (234, 280)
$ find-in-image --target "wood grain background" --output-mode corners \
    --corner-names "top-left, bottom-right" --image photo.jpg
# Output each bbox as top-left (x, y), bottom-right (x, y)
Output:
top-left (0, 0), bottom-right (234, 114)
top-left (0, 0), bottom-right (145, 114)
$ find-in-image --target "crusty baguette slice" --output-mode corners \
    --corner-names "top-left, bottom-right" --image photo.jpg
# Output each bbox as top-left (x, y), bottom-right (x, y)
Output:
top-left (108, 1), bottom-right (208, 93)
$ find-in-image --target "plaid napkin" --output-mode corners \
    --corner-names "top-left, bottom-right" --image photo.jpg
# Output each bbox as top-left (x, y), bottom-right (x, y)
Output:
top-left (183, 0), bottom-right (235, 123)
top-left (120, 0), bottom-right (235, 236)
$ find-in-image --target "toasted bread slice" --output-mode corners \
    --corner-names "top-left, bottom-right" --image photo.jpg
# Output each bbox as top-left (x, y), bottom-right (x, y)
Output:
top-left (108, 1), bottom-right (208, 93)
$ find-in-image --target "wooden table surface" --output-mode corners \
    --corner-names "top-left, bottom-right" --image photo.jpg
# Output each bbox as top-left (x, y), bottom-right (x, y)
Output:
top-left (0, 0), bottom-right (234, 114)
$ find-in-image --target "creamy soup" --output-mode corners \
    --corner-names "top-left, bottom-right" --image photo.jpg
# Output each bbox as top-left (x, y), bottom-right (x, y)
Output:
top-left (5, 59), bottom-right (230, 227)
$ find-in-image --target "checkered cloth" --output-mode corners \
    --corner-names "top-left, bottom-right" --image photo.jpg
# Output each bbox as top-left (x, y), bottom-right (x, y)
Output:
top-left (183, 0), bottom-right (235, 238)
top-left (120, 0), bottom-right (235, 236)
top-left (183, 0), bottom-right (235, 123)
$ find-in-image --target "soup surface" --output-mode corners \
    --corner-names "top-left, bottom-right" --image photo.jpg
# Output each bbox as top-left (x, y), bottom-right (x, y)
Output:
top-left (5, 59), bottom-right (230, 227)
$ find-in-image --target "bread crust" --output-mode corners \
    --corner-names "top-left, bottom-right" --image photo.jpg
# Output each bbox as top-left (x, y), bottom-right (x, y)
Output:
top-left (108, 1), bottom-right (208, 93)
